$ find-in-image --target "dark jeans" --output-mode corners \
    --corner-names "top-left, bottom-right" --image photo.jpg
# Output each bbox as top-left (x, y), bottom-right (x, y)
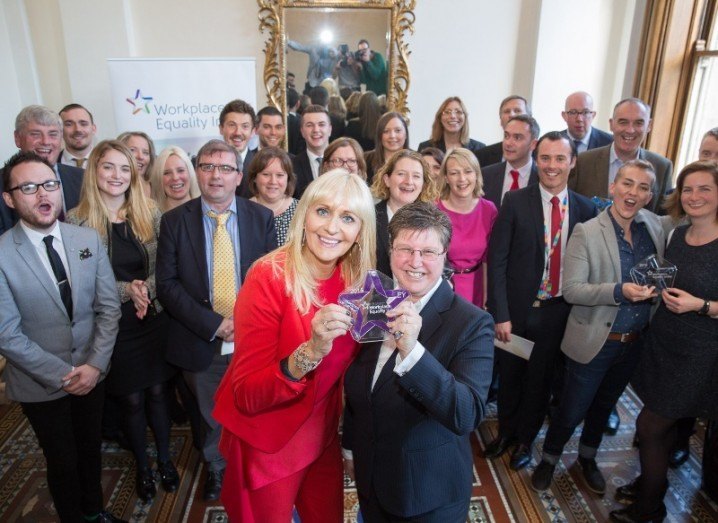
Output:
top-left (21, 381), bottom-right (105, 522)
top-left (543, 338), bottom-right (642, 459)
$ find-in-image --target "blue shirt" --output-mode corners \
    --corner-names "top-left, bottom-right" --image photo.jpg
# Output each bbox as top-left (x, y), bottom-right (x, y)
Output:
top-left (610, 211), bottom-right (655, 333)
top-left (201, 198), bottom-right (242, 306)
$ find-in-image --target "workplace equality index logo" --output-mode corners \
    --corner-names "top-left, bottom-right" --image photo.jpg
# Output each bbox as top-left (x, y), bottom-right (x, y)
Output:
top-left (124, 88), bottom-right (223, 132)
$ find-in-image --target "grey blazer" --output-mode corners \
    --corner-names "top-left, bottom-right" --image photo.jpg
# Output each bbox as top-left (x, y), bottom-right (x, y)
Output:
top-left (568, 145), bottom-right (673, 212)
top-left (560, 208), bottom-right (666, 364)
top-left (0, 221), bottom-right (121, 402)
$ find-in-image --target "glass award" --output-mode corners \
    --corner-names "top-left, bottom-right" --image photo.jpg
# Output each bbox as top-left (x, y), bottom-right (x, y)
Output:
top-left (630, 254), bottom-right (678, 290)
top-left (338, 270), bottom-right (410, 343)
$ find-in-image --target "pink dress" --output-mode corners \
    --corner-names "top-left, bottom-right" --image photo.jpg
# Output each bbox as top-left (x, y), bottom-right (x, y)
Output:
top-left (437, 198), bottom-right (498, 307)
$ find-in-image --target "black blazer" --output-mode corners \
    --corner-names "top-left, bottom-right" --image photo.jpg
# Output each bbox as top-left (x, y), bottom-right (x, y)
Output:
top-left (292, 150), bottom-right (315, 199)
top-left (475, 141), bottom-right (503, 168)
top-left (486, 183), bottom-right (597, 332)
top-left (374, 200), bottom-right (391, 278)
top-left (481, 161), bottom-right (539, 210)
top-left (560, 127), bottom-right (613, 151)
top-left (344, 119), bottom-right (375, 151)
top-left (235, 148), bottom-right (258, 198)
top-left (0, 163), bottom-right (84, 236)
top-left (156, 197), bottom-right (277, 372)
top-left (329, 114), bottom-right (346, 144)
top-left (287, 113), bottom-right (304, 156)
top-left (343, 280), bottom-right (494, 517)
top-left (417, 137), bottom-right (486, 154)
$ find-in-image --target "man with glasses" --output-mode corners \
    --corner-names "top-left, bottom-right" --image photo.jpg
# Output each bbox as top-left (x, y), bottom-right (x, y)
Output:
top-left (560, 91), bottom-right (613, 154)
top-left (1, 105), bottom-right (84, 236)
top-left (292, 105), bottom-right (332, 198)
top-left (0, 151), bottom-right (123, 523)
top-left (156, 139), bottom-right (276, 500)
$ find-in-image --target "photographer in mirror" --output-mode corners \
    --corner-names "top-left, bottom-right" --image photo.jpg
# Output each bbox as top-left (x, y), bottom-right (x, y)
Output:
top-left (355, 39), bottom-right (387, 96)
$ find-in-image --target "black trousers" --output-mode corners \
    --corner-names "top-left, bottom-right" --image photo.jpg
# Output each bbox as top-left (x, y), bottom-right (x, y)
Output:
top-left (21, 381), bottom-right (105, 523)
top-left (359, 488), bottom-right (469, 523)
top-left (497, 298), bottom-right (570, 446)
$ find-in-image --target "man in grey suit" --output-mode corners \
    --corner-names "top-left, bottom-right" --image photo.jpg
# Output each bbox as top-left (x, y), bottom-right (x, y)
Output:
top-left (531, 160), bottom-right (665, 495)
top-left (560, 91), bottom-right (613, 154)
top-left (569, 97), bottom-right (673, 212)
top-left (0, 152), bottom-right (123, 522)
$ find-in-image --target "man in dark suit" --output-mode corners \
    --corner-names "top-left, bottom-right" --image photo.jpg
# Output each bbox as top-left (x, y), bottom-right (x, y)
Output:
top-left (569, 97), bottom-right (673, 212)
top-left (292, 105), bottom-right (332, 198)
top-left (286, 88), bottom-right (304, 155)
top-left (1, 105), bottom-right (84, 236)
top-left (343, 202), bottom-right (494, 522)
top-left (476, 95), bottom-right (530, 168)
top-left (482, 114), bottom-right (540, 209)
top-left (486, 132), bottom-right (597, 471)
top-left (59, 103), bottom-right (96, 168)
top-left (156, 139), bottom-right (276, 500)
top-left (217, 99), bottom-right (257, 198)
top-left (560, 91), bottom-right (613, 154)
top-left (0, 152), bottom-right (123, 523)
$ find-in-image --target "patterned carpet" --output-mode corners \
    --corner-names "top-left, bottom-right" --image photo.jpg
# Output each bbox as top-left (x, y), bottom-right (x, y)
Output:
top-left (0, 388), bottom-right (716, 522)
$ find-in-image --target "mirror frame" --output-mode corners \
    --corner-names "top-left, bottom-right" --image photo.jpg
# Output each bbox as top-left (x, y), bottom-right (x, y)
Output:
top-left (257, 0), bottom-right (416, 125)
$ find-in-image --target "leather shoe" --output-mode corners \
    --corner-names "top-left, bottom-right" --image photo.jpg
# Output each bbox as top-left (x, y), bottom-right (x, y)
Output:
top-left (203, 469), bottom-right (224, 501)
top-left (577, 457), bottom-right (605, 494)
top-left (615, 477), bottom-right (640, 505)
top-left (510, 444), bottom-right (532, 471)
top-left (668, 446), bottom-right (689, 468)
top-left (158, 460), bottom-right (179, 493)
top-left (136, 466), bottom-right (156, 503)
top-left (483, 436), bottom-right (514, 459)
top-left (605, 407), bottom-right (621, 435)
top-left (95, 511), bottom-right (129, 523)
top-left (609, 503), bottom-right (666, 522)
top-left (531, 460), bottom-right (555, 492)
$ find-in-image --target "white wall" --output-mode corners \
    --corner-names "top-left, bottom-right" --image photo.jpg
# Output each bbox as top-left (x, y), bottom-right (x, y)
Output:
top-left (0, 0), bottom-right (644, 161)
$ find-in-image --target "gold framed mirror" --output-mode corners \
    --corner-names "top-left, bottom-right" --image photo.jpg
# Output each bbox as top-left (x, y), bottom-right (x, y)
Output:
top-left (257, 0), bottom-right (416, 127)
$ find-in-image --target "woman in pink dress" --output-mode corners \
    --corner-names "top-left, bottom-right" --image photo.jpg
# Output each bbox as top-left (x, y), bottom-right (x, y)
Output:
top-left (437, 148), bottom-right (498, 308)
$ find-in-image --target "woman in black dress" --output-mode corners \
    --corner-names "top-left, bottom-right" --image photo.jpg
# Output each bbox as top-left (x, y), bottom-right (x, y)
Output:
top-left (611, 160), bottom-right (718, 522)
top-left (67, 140), bottom-right (177, 503)
top-left (417, 96), bottom-right (486, 155)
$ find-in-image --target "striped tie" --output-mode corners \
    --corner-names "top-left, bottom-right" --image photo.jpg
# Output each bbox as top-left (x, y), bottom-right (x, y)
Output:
top-left (208, 210), bottom-right (236, 318)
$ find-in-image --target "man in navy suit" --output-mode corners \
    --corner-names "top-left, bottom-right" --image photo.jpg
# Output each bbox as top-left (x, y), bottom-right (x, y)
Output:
top-left (1, 105), bottom-right (84, 236)
top-left (343, 202), bottom-right (494, 522)
top-left (476, 95), bottom-right (531, 168)
top-left (560, 91), bottom-right (613, 154)
top-left (292, 105), bottom-right (332, 198)
top-left (481, 115), bottom-right (540, 209)
top-left (156, 139), bottom-right (276, 500)
top-left (485, 132), bottom-right (597, 471)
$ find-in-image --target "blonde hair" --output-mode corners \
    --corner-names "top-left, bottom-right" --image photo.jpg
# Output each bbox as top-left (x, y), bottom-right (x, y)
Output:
top-left (320, 77), bottom-right (340, 98)
top-left (439, 147), bottom-right (484, 199)
top-left (371, 149), bottom-right (439, 203)
top-left (74, 139), bottom-right (155, 242)
top-left (150, 146), bottom-right (201, 211)
top-left (430, 96), bottom-right (470, 145)
top-left (117, 131), bottom-right (156, 182)
top-left (264, 169), bottom-right (376, 313)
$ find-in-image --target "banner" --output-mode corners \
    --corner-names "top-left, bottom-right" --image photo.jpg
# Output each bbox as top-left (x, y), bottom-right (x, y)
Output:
top-left (107, 58), bottom-right (256, 155)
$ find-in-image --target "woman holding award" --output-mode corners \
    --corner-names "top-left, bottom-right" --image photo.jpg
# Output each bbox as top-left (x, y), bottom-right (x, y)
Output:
top-left (212, 169), bottom-right (376, 523)
top-left (611, 160), bottom-right (718, 523)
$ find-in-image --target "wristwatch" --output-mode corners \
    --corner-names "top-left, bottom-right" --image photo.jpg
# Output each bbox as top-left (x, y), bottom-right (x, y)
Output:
top-left (698, 299), bottom-right (711, 315)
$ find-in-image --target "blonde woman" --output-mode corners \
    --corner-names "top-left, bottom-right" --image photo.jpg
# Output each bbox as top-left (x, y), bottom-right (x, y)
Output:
top-left (213, 169), bottom-right (376, 522)
top-left (67, 140), bottom-right (177, 503)
top-left (150, 146), bottom-right (201, 212)
top-left (118, 131), bottom-right (156, 198)
top-left (418, 96), bottom-right (486, 154)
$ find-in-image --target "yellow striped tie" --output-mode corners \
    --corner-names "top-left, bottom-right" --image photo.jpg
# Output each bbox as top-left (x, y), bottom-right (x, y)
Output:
top-left (208, 210), bottom-right (236, 318)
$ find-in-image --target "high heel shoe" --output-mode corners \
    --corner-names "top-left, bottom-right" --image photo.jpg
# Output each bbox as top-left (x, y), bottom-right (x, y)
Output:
top-left (609, 503), bottom-right (666, 522)
top-left (136, 466), bottom-right (157, 503)
top-left (158, 460), bottom-right (179, 493)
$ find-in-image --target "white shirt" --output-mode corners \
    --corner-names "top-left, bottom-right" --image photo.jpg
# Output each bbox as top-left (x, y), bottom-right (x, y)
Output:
top-left (60, 150), bottom-right (89, 168)
top-left (20, 220), bottom-right (72, 287)
top-left (608, 143), bottom-right (639, 187)
top-left (538, 184), bottom-right (569, 296)
top-left (500, 158), bottom-right (534, 204)
top-left (307, 150), bottom-right (323, 180)
top-left (566, 128), bottom-right (593, 154)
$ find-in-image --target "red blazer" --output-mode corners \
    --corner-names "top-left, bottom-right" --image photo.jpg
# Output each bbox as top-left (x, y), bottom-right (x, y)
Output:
top-left (213, 255), bottom-right (358, 489)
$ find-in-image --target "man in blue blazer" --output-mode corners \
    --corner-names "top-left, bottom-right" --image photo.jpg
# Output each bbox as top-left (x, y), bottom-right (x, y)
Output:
top-left (343, 202), bottom-right (494, 522)
top-left (560, 91), bottom-right (613, 154)
top-left (156, 139), bottom-right (276, 500)
top-left (486, 132), bottom-right (598, 471)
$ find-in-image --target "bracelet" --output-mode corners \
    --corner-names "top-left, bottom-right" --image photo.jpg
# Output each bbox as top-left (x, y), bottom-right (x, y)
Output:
top-left (293, 342), bottom-right (322, 374)
top-left (698, 299), bottom-right (711, 316)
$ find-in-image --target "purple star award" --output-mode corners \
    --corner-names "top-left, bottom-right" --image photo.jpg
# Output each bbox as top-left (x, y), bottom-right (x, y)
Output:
top-left (339, 270), bottom-right (410, 343)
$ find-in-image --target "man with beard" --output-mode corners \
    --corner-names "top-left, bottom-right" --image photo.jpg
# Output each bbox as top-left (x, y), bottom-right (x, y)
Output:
top-left (59, 103), bottom-right (96, 168)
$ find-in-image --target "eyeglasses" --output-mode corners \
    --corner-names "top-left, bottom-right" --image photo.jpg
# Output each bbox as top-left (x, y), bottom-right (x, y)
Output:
top-left (328, 158), bottom-right (358, 168)
top-left (392, 247), bottom-right (445, 261)
top-left (565, 110), bottom-right (595, 118)
top-left (7, 179), bottom-right (62, 195)
top-left (198, 163), bottom-right (237, 174)
top-left (442, 109), bottom-right (465, 117)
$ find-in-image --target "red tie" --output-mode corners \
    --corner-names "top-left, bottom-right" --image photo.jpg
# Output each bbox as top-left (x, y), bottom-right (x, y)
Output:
top-left (548, 196), bottom-right (561, 296)
top-left (509, 170), bottom-right (520, 190)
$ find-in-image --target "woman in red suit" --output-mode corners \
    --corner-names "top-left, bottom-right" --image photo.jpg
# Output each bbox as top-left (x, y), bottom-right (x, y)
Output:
top-left (213, 169), bottom-right (376, 522)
